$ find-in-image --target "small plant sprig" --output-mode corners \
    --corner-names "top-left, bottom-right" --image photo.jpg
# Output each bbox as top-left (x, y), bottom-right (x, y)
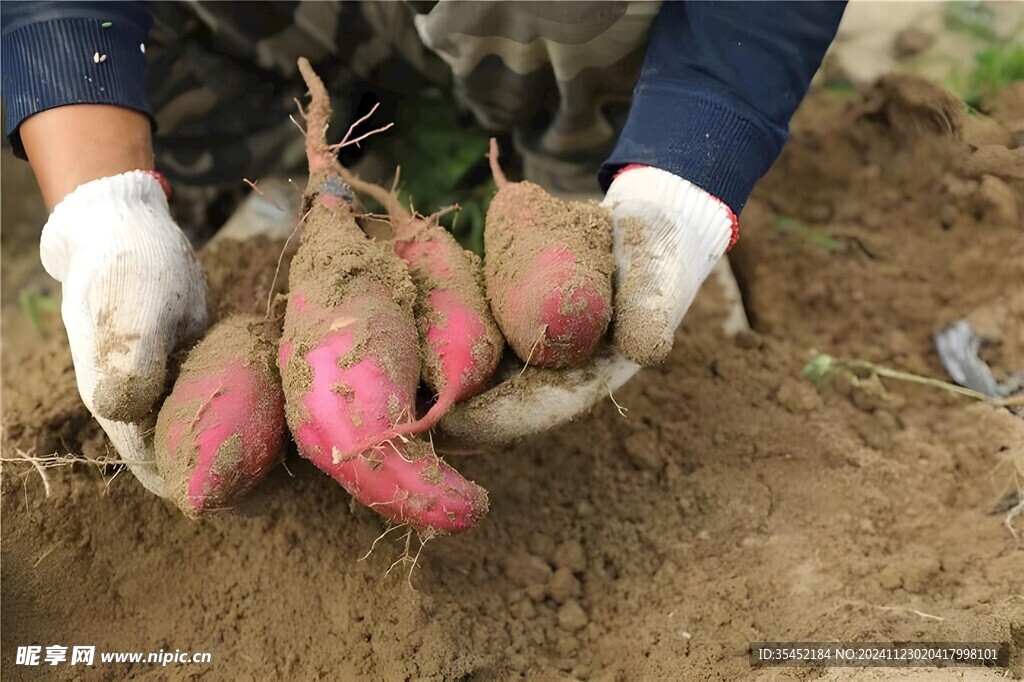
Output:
top-left (803, 353), bottom-right (1024, 407)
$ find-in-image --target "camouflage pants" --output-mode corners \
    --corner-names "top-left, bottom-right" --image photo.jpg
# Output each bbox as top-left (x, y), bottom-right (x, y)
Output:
top-left (146, 1), bottom-right (659, 195)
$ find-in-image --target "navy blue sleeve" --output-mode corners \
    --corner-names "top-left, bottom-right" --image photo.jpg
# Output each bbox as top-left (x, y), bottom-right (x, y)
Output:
top-left (2, 1), bottom-right (152, 158)
top-left (600, 1), bottom-right (846, 213)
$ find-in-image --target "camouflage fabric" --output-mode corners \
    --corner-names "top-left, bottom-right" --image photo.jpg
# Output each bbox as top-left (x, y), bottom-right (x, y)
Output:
top-left (375, 1), bottom-right (661, 194)
top-left (147, 1), bottom-right (659, 195)
top-left (144, 1), bottom-right (380, 186)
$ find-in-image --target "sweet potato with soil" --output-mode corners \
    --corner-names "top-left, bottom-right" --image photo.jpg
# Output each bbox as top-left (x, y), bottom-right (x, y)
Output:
top-left (338, 168), bottom-right (503, 439)
top-left (484, 139), bottom-right (614, 368)
top-left (155, 314), bottom-right (285, 518)
top-left (278, 58), bottom-right (488, 533)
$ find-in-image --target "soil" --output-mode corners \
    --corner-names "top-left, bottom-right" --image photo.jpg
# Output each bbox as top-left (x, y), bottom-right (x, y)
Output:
top-left (3, 76), bottom-right (1023, 681)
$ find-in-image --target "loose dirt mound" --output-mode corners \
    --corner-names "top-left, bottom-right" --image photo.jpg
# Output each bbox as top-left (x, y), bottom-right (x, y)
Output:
top-left (2, 77), bottom-right (1022, 680)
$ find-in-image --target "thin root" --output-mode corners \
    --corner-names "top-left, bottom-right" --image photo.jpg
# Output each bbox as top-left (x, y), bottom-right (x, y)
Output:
top-left (876, 605), bottom-right (945, 622)
top-left (385, 528), bottom-right (415, 578)
top-left (382, 526), bottom-right (433, 588)
top-left (841, 599), bottom-right (945, 622)
top-left (33, 545), bottom-right (58, 568)
top-left (428, 204), bottom-right (459, 225)
top-left (360, 522), bottom-right (409, 562)
top-left (265, 207), bottom-right (310, 320)
top-left (11, 448), bottom-right (52, 497)
top-left (518, 324), bottom-right (548, 377)
top-left (242, 178), bottom-right (286, 212)
top-left (188, 384), bottom-right (226, 432)
top-left (365, 488), bottom-right (411, 509)
top-left (608, 383), bottom-right (629, 418)
top-left (329, 121), bottom-right (395, 151)
top-left (488, 137), bottom-right (508, 187)
top-left (336, 102), bottom-right (382, 148)
top-left (360, 522), bottom-right (407, 561)
top-left (2, 447), bottom-right (127, 498)
top-left (1004, 499), bottom-right (1024, 540)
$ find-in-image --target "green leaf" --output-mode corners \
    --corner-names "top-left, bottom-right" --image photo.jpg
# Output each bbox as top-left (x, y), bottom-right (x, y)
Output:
top-left (803, 353), bottom-right (834, 382)
top-left (772, 215), bottom-right (844, 253)
top-left (20, 290), bottom-right (59, 333)
top-left (373, 85), bottom-right (495, 254)
top-left (970, 44), bottom-right (1024, 102)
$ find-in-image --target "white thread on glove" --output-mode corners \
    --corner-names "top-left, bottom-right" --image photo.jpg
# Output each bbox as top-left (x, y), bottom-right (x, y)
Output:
top-left (41, 171), bottom-right (208, 424)
top-left (602, 166), bottom-right (734, 365)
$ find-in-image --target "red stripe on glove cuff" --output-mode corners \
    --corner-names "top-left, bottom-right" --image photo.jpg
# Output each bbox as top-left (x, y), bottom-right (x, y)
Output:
top-left (142, 170), bottom-right (172, 200)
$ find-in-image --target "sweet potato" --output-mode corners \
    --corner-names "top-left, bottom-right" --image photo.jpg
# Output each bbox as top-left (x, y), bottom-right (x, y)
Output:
top-left (339, 169), bottom-right (503, 439)
top-left (484, 139), bottom-right (614, 368)
top-left (155, 314), bottom-right (285, 518)
top-left (278, 59), bottom-right (488, 533)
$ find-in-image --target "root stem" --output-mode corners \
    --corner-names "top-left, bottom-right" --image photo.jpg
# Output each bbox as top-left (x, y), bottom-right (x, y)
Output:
top-left (488, 138), bottom-right (508, 187)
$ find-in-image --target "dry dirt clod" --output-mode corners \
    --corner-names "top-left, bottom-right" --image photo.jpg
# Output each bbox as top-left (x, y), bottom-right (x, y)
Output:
top-left (553, 540), bottom-right (587, 573)
top-left (775, 378), bottom-right (824, 414)
top-left (555, 634), bottom-right (579, 657)
top-left (506, 553), bottom-right (553, 587)
top-left (548, 567), bottom-right (583, 605)
top-left (622, 430), bottom-right (665, 472)
top-left (527, 533), bottom-right (557, 563)
top-left (962, 114), bottom-right (1015, 149)
top-left (558, 600), bottom-right (589, 631)
top-left (976, 174), bottom-right (1020, 227)
top-left (734, 330), bottom-right (764, 350)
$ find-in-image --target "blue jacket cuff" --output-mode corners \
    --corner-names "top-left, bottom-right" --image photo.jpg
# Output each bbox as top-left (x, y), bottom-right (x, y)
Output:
top-left (599, 83), bottom-right (782, 215)
top-left (3, 16), bottom-right (151, 158)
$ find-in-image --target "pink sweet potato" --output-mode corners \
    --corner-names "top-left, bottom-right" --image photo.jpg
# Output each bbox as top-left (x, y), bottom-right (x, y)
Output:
top-left (155, 314), bottom-right (285, 518)
top-left (278, 59), bottom-right (488, 534)
top-left (339, 169), bottom-right (503, 439)
top-left (484, 139), bottom-right (613, 368)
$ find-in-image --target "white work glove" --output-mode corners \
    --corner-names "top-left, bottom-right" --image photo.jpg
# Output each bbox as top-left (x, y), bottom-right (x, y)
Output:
top-left (441, 165), bottom-right (737, 444)
top-left (604, 165), bottom-right (736, 365)
top-left (41, 171), bottom-right (208, 492)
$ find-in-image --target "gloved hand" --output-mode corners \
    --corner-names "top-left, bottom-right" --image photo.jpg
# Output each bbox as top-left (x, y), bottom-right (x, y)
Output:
top-left (41, 171), bottom-right (208, 491)
top-left (441, 165), bottom-right (737, 444)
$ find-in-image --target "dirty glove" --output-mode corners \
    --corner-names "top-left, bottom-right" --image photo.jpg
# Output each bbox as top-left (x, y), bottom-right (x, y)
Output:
top-left (604, 164), bottom-right (737, 364)
top-left (441, 165), bottom-right (737, 444)
top-left (41, 171), bottom-right (208, 491)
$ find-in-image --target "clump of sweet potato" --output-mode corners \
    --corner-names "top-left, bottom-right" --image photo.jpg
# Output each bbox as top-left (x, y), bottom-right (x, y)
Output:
top-left (484, 139), bottom-right (614, 368)
top-left (277, 58), bottom-right (488, 533)
top-left (155, 314), bottom-right (285, 518)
